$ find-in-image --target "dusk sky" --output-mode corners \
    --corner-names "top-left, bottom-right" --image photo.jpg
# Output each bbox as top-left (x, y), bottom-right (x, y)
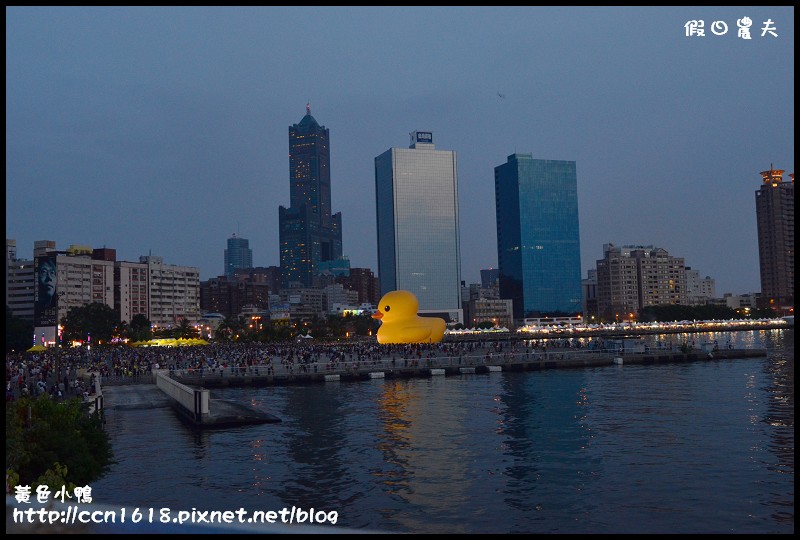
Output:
top-left (6, 6), bottom-right (794, 296)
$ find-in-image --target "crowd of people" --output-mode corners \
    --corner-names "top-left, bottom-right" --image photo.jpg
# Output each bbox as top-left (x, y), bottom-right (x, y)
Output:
top-left (6, 335), bottom-right (617, 402)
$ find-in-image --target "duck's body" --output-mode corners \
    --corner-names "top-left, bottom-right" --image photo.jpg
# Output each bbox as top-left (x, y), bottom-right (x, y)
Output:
top-left (372, 290), bottom-right (447, 344)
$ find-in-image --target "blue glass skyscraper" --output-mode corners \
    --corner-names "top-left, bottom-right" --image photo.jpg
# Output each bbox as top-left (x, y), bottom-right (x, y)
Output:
top-left (279, 105), bottom-right (342, 287)
top-left (224, 234), bottom-right (253, 279)
top-left (494, 153), bottom-right (582, 321)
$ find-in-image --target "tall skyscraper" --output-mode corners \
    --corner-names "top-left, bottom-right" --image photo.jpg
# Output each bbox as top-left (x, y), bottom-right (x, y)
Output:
top-left (755, 166), bottom-right (794, 310)
top-left (224, 233), bottom-right (253, 279)
top-left (494, 153), bottom-right (582, 321)
top-left (279, 104), bottom-right (342, 288)
top-left (375, 131), bottom-right (462, 322)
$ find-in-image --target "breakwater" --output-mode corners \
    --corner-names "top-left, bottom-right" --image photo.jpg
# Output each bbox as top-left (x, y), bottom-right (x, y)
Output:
top-left (171, 347), bottom-right (766, 389)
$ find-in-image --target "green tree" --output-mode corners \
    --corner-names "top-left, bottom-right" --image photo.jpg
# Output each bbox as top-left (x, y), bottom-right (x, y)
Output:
top-left (153, 326), bottom-right (175, 339)
top-left (216, 315), bottom-right (245, 342)
top-left (60, 302), bottom-right (120, 345)
top-left (129, 313), bottom-right (152, 342)
top-left (351, 312), bottom-right (380, 336)
top-left (6, 305), bottom-right (35, 353)
top-left (749, 307), bottom-right (778, 319)
top-left (239, 317), bottom-right (263, 343)
top-left (174, 318), bottom-right (197, 339)
top-left (306, 315), bottom-right (330, 340)
top-left (114, 320), bottom-right (130, 342)
top-left (6, 395), bottom-right (113, 490)
top-left (258, 322), bottom-right (293, 343)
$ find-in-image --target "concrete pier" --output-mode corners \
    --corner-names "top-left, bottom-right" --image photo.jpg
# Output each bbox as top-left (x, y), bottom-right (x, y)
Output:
top-left (102, 374), bottom-right (281, 428)
top-left (168, 347), bottom-right (767, 389)
top-left (102, 384), bottom-right (171, 410)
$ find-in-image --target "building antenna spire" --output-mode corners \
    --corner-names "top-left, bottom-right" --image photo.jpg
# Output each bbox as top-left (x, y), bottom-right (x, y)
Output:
top-left (306, 101), bottom-right (311, 115)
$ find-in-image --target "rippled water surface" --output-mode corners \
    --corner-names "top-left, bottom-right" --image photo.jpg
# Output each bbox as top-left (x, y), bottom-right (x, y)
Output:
top-left (92, 329), bottom-right (794, 533)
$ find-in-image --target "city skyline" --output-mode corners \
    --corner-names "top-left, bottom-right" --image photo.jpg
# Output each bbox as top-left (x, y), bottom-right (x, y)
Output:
top-left (6, 7), bottom-right (794, 296)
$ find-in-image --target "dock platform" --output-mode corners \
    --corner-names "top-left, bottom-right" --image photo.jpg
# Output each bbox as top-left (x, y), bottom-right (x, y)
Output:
top-left (169, 347), bottom-right (768, 389)
top-left (100, 384), bottom-right (281, 428)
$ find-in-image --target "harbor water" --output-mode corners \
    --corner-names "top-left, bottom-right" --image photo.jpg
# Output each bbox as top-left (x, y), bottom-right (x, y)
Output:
top-left (90, 329), bottom-right (793, 533)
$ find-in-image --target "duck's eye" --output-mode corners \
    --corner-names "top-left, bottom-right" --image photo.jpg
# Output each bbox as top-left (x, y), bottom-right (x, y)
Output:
top-left (384, 305), bottom-right (391, 312)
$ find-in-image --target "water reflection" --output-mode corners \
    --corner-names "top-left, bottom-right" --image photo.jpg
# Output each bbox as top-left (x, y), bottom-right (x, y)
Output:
top-left (760, 329), bottom-right (794, 526)
top-left (88, 331), bottom-right (793, 533)
top-left (273, 385), bottom-right (356, 511)
top-left (374, 380), bottom-right (414, 494)
top-left (499, 372), bottom-right (543, 517)
top-left (377, 376), bottom-right (476, 533)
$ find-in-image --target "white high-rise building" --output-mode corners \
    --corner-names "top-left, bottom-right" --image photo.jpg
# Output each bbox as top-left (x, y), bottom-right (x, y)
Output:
top-left (685, 266), bottom-right (716, 305)
top-left (374, 131), bottom-right (462, 323)
top-left (6, 239), bottom-right (35, 323)
top-left (116, 260), bottom-right (150, 325)
top-left (140, 255), bottom-right (200, 328)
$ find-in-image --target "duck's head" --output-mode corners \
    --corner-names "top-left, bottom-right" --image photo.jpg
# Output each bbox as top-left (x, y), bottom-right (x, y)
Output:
top-left (372, 290), bottom-right (419, 323)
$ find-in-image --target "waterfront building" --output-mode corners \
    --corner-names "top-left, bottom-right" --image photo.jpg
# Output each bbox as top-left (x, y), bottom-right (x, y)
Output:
top-left (461, 282), bottom-right (502, 326)
top-left (200, 276), bottom-right (271, 320)
top-left (6, 252), bottom-right (35, 323)
top-left (582, 269), bottom-right (599, 322)
top-left (6, 239), bottom-right (16, 308)
top-left (595, 244), bottom-right (687, 321)
top-left (324, 283), bottom-right (360, 314)
top-left (224, 234), bottom-right (253, 279)
top-left (278, 287), bottom-right (326, 322)
top-left (6, 238), bottom-right (16, 263)
top-left (317, 255), bottom-right (351, 278)
top-left (8, 239), bottom-right (200, 341)
top-left (35, 248), bottom-right (116, 344)
top-left (375, 131), bottom-right (463, 323)
top-left (115, 259), bottom-right (150, 326)
top-left (233, 266), bottom-right (282, 292)
top-left (33, 239), bottom-right (56, 258)
top-left (336, 267), bottom-right (380, 306)
top-left (139, 255), bottom-right (200, 328)
top-left (755, 166), bottom-right (794, 311)
top-left (467, 297), bottom-right (514, 329)
top-left (722, 292), bottom-right (760, 312)
top-left (465, 282), bottom-right (500, 302)
top-left (480, 268), bottom-right (500, 289)
top-left (316, 255), bottom-right (351, 288)
top-left (279, 104), bottom-right (343, 288)
top-left (198, 312), bottom-right (225, 338)
top-left (685, 266), bottom-right (716, 306)
top-left (494, 153), bottom-right (582, 322)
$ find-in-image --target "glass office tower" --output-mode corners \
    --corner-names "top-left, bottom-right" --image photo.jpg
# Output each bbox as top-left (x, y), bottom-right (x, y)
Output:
top-left (375, 131), bottom-right (462, 321)
top-left (224, 234), bottom-right (253, 279)
top-left (495, 153), bottom-right (582, 321)
top-left (279, 105), bottom-right (343, 287)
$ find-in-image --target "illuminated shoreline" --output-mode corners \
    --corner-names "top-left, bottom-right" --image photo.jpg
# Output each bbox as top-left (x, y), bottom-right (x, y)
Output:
top-left (445, 318), bottom-right (792, 340)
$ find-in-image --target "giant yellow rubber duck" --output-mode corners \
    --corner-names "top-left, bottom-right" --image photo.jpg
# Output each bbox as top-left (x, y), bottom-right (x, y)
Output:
top-left (372, 290), bottom-right (447, 344)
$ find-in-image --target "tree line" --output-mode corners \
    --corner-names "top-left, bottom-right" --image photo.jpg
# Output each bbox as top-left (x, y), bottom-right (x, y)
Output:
top-left (6, 304), bottom-right (381, 353)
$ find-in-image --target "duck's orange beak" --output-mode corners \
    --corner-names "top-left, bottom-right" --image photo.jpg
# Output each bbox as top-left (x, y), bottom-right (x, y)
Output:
top-left (372, 312), bottom-right (383, 320)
